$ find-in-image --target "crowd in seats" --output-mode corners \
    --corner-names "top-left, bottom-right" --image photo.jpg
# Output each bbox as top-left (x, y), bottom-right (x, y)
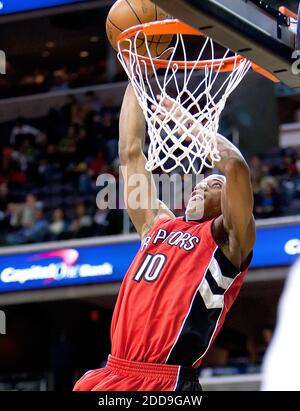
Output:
top-left (0, 91), bottom-right (123, 245)
top-left (0, 88), bottom-right (299, 246)
top-left (250, 146), bottom-right (300, 218)
top-left (0, 61), bottom-right (127, 99)
top-left (200, 324), bottom-right (274, 376)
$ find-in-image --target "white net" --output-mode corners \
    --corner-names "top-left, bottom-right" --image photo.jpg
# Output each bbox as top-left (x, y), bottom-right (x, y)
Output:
top-left (118, 25), bottom-right (252, 174)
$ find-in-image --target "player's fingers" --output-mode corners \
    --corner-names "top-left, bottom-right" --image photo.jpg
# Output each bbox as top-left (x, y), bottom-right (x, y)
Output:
top-left (150, 105), bottom-right (167, 121)
top-left (156, 94), bottom-right (173, 109)
top-left (156, 47), bottom-right (175, 61)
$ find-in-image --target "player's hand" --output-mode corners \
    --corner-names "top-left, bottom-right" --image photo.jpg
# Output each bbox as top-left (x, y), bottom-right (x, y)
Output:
top-left (151, 94), bottom-right (193, 136)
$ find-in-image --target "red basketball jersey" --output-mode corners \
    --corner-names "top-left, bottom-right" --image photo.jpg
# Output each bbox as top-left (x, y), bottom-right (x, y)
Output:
top-left (111, 216), bottom-right (252, 368)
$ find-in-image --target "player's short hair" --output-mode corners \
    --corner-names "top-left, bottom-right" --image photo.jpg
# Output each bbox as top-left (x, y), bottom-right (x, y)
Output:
top-left (202, 174), bottom-right (226, 185)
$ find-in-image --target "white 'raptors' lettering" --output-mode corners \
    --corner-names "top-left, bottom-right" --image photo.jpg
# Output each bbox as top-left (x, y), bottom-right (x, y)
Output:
top-left (164, 231), bottom-right (200, 251)
top-left (166, 231), bottom-right (185, 245)
top-left (175, 233), bottom-right (193, 248)
top-left (153, 229), bottom-right (167, 244)
top-left (141, 228), bottom-right (200, 252)
top-left (182, 236), bottom-right (200, 251)
top-left (141, 235), bottom-right (152, 251)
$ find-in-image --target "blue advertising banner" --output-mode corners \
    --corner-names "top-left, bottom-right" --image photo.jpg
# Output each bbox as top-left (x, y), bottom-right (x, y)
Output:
top-left (254, 225), bottom-right (300, 267)
top-left (0, 224), bottom-right (299, 293)
top-left (0, 241), bottom-right (140, 293)
top-left (0, 0), bottom-right (85, 15)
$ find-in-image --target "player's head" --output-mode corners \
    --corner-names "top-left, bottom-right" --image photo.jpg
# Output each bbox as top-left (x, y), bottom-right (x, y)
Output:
top-left (185, 174), bottom-right (226, 221)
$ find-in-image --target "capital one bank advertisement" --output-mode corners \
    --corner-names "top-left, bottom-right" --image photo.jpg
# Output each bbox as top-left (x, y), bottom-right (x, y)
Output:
top-left (0, 241), bottom-right (140, 293)
top-left (0, 223), bottom-right (299, 293)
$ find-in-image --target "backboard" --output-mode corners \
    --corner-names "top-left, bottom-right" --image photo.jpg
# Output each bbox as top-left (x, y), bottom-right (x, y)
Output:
top-left (151, 0), bottom-right (300, 90)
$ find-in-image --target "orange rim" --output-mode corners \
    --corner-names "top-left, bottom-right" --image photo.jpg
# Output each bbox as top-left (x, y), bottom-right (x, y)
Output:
top-left (117, 19), bottom-right (279, 82)
top-left (279, 6), bottom-right (297, 20)
top-left (121, 49), bottom-right (246, 72)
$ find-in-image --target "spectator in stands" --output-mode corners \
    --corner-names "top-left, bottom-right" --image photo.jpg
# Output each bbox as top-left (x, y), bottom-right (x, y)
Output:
top-left (6, 194), bottom-right (41, 232)
top-left (1, 146), bottom-right (14, 172)
top-left (77, 163), bottom-right (93, 194)
top-left (37, 158), bottom-right (52, 183)
top-left (256, 325), bottom-right (274, 362)
top-left (23, 207), bottom-right (48, 243)
top-left (8, 163), bottom-right (26, 189)
top-left (11, 139), bottom-right (35, 172)
top-left (4, 202), bottom-right (22, 232)
top-left (254, 176), bottom-right (281, 218)
top-left (69, 203), bottom-right (93, 238)
top-left (249, 155), bottom-right (265, 187)
top-left (59, 125), bottom-right (78, 163)
top-left (51, 67), bottom-right (69, 91)
top-left (283, 154), bottom-right (299, 179)
top-left (6, 206), bottom-right (48, 244)
top-left (19, 194), bottom-right (41, 228)
top-left (245, 325), bottom-right (274, 366)
top-left (10, 117), bottom-right (44, 147)
top-left (99, 110), bottom-right (118, 163)
top-left (88, 151), bottom-right (107, 178)
top-left (48, 208), bottom-right (68, 241)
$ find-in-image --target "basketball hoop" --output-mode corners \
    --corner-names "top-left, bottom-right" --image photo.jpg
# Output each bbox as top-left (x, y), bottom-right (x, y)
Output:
top-left (117, 19), bottom-right (279, 174)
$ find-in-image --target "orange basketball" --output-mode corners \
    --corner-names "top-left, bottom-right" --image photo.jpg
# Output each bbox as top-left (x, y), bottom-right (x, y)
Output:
top-left (106, 0), bottom-right (173, 57)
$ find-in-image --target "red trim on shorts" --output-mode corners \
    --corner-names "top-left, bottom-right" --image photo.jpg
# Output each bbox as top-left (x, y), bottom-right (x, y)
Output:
top-left (107, 355), bottom-right (181, 380)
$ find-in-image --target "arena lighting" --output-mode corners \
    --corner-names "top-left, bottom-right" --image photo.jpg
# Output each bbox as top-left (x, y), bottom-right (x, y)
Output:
top-left (89, 310), bottom-right (101, 321)
top-left (45, 41), bottom-right (55, 48)
top-left (90, 36), bottom-right (99, 43)
top-left (79, 50), bottom-right (89, 58)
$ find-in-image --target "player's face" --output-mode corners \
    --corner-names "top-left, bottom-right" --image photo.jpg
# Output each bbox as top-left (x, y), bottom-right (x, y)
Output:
top-left (185, 178), bottom-right (224, 221)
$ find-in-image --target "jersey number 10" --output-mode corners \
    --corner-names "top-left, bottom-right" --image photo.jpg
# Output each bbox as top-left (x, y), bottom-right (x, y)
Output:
top-left (133, 253), bottom-right (166, 283)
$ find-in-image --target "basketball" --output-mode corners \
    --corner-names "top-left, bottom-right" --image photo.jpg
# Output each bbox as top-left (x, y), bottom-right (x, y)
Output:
top-left (106, 0), bottom-right (173, 56)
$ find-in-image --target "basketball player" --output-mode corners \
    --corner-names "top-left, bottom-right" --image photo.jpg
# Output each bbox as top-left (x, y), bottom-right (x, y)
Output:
top-left (74, 83), bottom-right (255, 391)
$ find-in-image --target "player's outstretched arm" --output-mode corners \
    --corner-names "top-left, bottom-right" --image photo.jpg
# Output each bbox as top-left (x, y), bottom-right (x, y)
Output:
top-left (152, 95), bottom-right (255, 256)
top-left (214, 134), bottom-right (255, 258)
top-left (119, 83), bottom-right (174, 240)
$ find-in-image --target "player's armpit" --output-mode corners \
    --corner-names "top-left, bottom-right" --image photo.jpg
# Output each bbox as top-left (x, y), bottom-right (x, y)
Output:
top-left (120, 154), bottom-right (174, 239)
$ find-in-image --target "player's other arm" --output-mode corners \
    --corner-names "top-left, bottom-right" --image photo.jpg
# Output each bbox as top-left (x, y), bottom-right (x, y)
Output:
top-left (119, 83), bottom-right (174, 240)
top-left (214, 134), bottom-right (255, 258)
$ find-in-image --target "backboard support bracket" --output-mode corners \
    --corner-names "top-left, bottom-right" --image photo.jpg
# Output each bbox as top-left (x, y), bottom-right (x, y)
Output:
top-left (152, 0), bottom-right (299, 90)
